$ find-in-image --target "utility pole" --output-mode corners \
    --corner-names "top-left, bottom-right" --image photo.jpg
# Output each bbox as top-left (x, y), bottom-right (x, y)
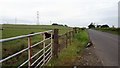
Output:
top-left (37, 11), bottom-right (39, 25)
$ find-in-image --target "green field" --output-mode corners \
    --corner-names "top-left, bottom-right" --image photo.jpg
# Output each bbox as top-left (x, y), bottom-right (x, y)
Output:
top-left (2, 24), bottom-right (72, 39)
top-left (1, 24), bottom-right (72, 67)
top-left (95, 28), bottom-right (120, 35)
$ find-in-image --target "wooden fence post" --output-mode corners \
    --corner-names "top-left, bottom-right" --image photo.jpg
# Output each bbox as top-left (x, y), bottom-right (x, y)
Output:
top-left (72, 31), bottom-right (74, 37)
top-left (53, 29), bottom-right (59, 58)
top-left (73, 28), bottom-right (76, 34)
top-left (78, 28), bottom-right (80, 33)
top-left (65, 33), bottom-right (68, 48)
top-left (69, 31), bottom-right (72, 45)
top-left (51, 32), bottom-right (53, 58)
top-left (43, 33), bottom-right (46, 64)
top-left (28, 37), bottom-right (32, 68)
top-left (70, 31), bottom-right (73, 42)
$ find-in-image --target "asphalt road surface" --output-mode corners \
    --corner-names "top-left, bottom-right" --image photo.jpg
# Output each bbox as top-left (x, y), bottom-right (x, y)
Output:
top-left (88, 29), bottom-right (118, 66)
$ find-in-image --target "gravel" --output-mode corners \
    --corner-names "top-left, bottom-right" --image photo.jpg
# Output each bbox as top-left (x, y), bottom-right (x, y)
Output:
top-left (73, 45), bottom-right (103, 66)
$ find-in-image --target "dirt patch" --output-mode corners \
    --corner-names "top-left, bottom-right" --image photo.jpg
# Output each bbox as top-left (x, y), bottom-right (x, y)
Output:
top-left (73, 45), bottom-right (103, 66)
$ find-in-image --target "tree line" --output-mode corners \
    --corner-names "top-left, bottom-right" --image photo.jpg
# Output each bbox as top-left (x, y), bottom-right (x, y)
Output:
top-left (52, 23), bottom-right (68, 27)
top-left (88, 22), bottom-right (110, 29)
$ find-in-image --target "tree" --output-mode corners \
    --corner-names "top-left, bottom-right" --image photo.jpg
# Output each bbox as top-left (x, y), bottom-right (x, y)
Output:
top-left (97, 25), bottom-right (101, 28)
top-left (52, 23), bottom-right (58, 25)
top-left (64, 25), bottom-right (68, 27)
top-left (101, 24), bottom-right (109, 28)
top-left (88, 22), bottom-right (95, 29)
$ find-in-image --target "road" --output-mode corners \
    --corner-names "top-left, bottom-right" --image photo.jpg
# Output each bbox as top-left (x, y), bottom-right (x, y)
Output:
top-left (88, 29), bottom-right (118, 66)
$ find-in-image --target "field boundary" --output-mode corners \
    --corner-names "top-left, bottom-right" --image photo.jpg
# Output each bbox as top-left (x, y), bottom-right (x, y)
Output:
top-left (0, 28), bottom-right (80, 67)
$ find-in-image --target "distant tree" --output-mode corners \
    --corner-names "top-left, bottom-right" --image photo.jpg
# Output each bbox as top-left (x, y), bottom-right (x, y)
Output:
top-left (101, 24), bottom-right (109, 28)
top-left (52, 23), bottom-right (58, 25)
top-left (88, 22), bottom-right (95, 29)
top-left (64, 24), bottom-right (68, 27)
top-left (81, 27), bottom-right (86, 30)
top-left (52, 23), bottom-right (68, 27)
top-left (97, 25), bottom-right (101, 28)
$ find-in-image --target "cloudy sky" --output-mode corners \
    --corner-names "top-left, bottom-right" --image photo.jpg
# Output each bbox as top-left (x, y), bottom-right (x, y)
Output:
top-left (0, 0), bottom-right (119, 27)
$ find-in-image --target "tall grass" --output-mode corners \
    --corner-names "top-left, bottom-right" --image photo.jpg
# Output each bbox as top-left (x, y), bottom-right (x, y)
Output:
top-left (47, 30), bottom-right (89, 66)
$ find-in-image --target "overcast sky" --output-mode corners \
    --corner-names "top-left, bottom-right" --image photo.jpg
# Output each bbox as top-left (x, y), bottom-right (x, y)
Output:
top-left (0, 0), bottom-right (119, 27)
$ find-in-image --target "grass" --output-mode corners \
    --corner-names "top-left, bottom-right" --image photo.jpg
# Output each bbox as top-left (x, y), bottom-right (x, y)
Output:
top-left (1, 24), bottom-right (89, 67)
top-left (96, 28), bottom-right (120, 35)
top-left (2, 24), bottom-right (72, 38)
top-left (1, 24), bottom-right (72, 67)
top-left (47, 30), bottom-right (89, 66)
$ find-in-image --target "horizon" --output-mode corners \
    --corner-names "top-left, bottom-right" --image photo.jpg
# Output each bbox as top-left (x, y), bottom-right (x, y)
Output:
top-left (1, 23), bottom-right (119, 28)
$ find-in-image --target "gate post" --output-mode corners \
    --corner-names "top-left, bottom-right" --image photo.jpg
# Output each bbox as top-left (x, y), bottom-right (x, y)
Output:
top-left (65, 33), bottom-right (68, 48)
top-left (43, 33), bottom-right (46, 64)
top-left (53, 29), bottom-right (59, 58)
top-left (28, 37), bottom-right (32, 68)
top-left (69, 31), bottom-right (71, 45)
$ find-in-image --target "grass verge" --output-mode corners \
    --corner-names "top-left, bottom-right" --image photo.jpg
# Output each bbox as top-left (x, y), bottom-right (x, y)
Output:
top-left (96, 28), bottom-right (120, 35)
top-left (47, 30), bottom-right (89, 66)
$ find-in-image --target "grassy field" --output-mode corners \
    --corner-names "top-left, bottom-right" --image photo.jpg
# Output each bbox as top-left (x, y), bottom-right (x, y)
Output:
top-left (95, 28), bottom-right (120, 35)
top-left (2, 24), bottom-right (72, 38)
top-left (1, 24), bottom-right (72, 67)
top-left (47, 30), bottom-right (89, 66)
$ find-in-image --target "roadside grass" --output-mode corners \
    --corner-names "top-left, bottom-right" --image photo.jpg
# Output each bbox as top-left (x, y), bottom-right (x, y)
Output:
top-left (47, 30), bottom-right (89, 66)
top-left (96, 28), bottom-right (120, 35)
top-left (1, 24), bottom-right (72, 67)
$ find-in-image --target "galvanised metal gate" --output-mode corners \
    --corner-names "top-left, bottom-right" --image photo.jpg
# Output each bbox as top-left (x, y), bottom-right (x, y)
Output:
top-left (0, 30), bottom-right (53, 68)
